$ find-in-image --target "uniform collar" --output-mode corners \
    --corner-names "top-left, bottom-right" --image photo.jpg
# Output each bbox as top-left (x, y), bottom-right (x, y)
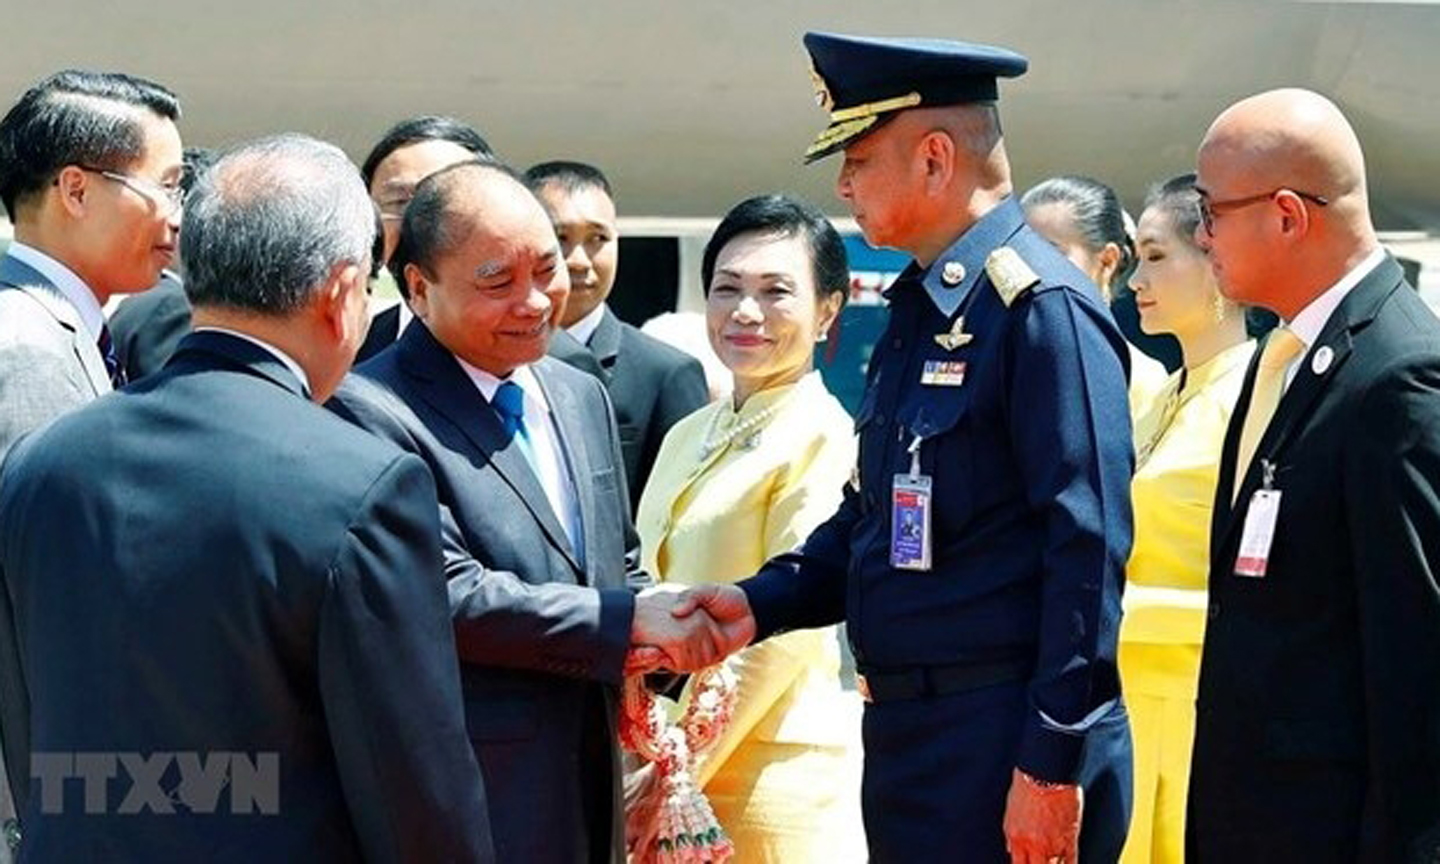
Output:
top-left (894, 196), bottom-right (1026, 318)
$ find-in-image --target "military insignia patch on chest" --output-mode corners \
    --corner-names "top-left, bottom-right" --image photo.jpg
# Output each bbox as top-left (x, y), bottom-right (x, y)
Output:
top-left (985, 247), bottom-right (1040, 307)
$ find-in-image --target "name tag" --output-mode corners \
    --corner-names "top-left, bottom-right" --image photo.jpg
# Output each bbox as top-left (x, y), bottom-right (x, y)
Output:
top-left (891, 473), bottom-right (933, 571)
top-left (1234, 489), bottom-right (1281, 577)
top-left (920, 360), bottom-right (966, 387)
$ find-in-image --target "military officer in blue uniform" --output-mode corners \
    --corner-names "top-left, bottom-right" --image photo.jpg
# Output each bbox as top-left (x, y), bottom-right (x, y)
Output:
top-left (670, 32), bottom-right (1135, 863)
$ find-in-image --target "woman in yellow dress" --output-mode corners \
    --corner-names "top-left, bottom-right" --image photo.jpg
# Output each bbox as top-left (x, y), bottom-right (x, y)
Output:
top-left (1121, 173), bottom-right (1255, 863)
top-left (634, 194), bottom-right (865, 862)
top-left (1023, 175), bottom-right (1171, 419)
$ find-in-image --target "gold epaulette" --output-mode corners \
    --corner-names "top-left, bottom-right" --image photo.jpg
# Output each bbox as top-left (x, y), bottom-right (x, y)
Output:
top-left (985, 247), bottom-right (1041, 307)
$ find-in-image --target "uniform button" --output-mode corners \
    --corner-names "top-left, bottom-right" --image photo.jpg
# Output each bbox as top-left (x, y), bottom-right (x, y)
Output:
top-left (1208, 601), bottom-right (1220, 621)
top-left (874, 412), bottom-right (887, 427)
top-left (892, 337), bottom-right (903, 350)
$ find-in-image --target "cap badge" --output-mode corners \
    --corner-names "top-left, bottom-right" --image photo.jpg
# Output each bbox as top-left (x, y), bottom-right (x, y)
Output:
top-left (809, 63), bottom-right (834, 111)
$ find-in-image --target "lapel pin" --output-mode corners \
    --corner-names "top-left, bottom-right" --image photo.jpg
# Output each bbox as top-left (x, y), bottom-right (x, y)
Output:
top-left (941, 261), bottom-right (966, 286)
top-left (934, 316), bottom-right (973, 350)
top-left (1311, 345), bottom-right (1334, 375)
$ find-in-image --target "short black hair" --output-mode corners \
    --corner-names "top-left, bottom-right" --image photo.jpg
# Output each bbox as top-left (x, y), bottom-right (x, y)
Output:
top-left (701, 194), bottom-right (850, 309)
top-left (387, 159), bottom-right (529, 299)
top-left (0, 69), bottom-right (181, 219)
top-left (523, 160), bottom-right (613, 199)
top-left (360, 116), bottom-right (494, 191)
top-left (1142, 172), bottom-right (1204, 249)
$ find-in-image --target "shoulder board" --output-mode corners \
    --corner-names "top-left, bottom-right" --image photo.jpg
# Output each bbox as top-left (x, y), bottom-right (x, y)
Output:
top-left (985, 247), bottom-right (1041, 307)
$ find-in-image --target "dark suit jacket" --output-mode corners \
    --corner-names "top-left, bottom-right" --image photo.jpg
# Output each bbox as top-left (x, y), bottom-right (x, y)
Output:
top-left (585, 307), bottom-right (708, 510)
top-left (357, 303), bottom-right (605, 380)
top-left (329, 322), bottom-right (645, 864)
top-left (1190, 256), bottom-right (1440, 863)
top-left (0, 331), bottom-right (492, 862)
top-left (107, 272), bottom-right (192, 382)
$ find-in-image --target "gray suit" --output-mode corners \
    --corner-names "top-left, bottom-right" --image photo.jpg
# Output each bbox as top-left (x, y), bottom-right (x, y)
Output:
top-left (0, 255), bottom-right (111, 460)
top-left (0, 252), bottom-right (111, 861)
top-left (328, 321), bottom-right (647, 864)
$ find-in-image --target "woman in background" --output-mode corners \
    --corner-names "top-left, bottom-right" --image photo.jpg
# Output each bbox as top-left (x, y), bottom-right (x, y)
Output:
top-left (1023, 175), bottom-right (1171, 419)
top-left (634, 194), bottom-right (864, 862)
top-left (1120, 173), bottom-right (1254, 863)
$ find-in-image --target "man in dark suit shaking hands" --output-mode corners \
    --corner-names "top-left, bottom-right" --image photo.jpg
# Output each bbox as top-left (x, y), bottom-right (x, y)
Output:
top-left (1188, 88), bottom-right (1440, 863)
top-left (329, 160), bottom-right (727, 864)
top-left (0, 134), bottom-right (493, 862)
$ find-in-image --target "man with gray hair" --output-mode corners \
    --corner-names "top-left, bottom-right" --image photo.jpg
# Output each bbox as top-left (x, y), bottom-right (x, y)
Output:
top-left (0, 134), bottom-right (493, 862)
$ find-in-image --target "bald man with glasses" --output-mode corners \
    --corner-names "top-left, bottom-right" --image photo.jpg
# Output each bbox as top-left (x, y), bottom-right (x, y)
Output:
top-left (1188, 88), bottom-right (1440, 863)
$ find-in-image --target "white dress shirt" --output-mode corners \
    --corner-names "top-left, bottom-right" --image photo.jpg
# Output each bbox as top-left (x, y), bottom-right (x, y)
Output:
top-left (565, 303), bottom-right (607, 347)
top-left (457, 359), bottom-right (584, 562)
top-left (6, 241), bottom-right (105, 340)
top-left (1281, 247), bottom-right (1385, 390)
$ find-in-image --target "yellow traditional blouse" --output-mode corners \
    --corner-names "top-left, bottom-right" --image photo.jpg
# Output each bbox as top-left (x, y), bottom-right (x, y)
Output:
top-left (1123, 340), bottom-right (1255, 662)
top-left (1129, 344), bottom-right (1171, 423)
top-left (635, 370), bottom-right (864, 862)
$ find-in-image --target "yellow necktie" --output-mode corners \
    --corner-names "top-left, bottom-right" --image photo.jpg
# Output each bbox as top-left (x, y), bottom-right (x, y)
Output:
top-left (1233, 328), bottom-right (1305, 501)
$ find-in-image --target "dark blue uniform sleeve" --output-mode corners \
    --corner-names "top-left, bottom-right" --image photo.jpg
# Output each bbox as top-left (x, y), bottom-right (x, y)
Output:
top-left (1006, 288), bottom-right (1133, 783)
top-left (738, 481), bottom-right (858, 640)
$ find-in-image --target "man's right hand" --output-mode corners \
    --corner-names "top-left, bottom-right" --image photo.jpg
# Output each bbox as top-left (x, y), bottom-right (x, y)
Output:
top-left (670, 584), bottom-right (756, 657)
top-left (627, 589), bottom-right (726, 674)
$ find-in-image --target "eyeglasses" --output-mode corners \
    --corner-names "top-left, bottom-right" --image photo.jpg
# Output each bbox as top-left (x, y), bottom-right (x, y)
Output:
top-left (1197, 187), bottom-right (1329, 236)
top-left (376, 198), bottom-right (411, 222)
top-left (73, 165), bottom-right (185, 215)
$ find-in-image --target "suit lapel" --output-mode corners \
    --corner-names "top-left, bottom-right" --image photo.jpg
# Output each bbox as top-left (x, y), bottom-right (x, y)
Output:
top-left (588, 308), bottom-right (623, 377)
top-left (533, 360), bottom-right (595, 582)
top-left (1215, 257), bottom-right (1406, 553)
top-left (396, 325), bottom-right (582, 574)
top-left (0, 256), bottom-right (110, 396)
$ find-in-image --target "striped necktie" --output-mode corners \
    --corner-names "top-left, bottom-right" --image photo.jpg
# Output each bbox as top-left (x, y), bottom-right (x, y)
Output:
top-left (1233, 327), bottom-right (1305, 501)
top-left (97, 324), bottom-right (126, 388)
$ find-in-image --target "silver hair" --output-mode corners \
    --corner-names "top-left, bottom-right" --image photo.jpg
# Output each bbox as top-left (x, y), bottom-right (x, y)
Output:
top-left (180, 133), bottom-right (374, 314)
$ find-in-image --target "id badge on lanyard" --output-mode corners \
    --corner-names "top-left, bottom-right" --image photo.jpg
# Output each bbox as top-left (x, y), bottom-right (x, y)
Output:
top-left (891, 434), bottom-right (932, 571)
top-left (1235, 459), bottom-right (1282, 578)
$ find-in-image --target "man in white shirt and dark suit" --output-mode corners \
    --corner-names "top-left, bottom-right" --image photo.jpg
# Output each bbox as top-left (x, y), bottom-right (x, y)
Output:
top-left (328, 160), bottom-right (727, 863)
top-left (1188, 88), bottom-right (1440, 863)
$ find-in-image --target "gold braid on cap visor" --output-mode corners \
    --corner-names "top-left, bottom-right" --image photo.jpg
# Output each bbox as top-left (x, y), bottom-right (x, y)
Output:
top-left (804, 92), bottom-right (923, 159)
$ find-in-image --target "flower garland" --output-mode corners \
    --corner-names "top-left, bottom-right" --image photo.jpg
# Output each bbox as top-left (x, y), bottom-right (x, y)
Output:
top-left (620, 665), bottom-right (739, 863)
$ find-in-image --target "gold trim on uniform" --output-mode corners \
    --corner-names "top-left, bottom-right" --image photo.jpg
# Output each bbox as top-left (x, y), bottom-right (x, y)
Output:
top-left (828, 91), bottom-right (923, 123)
top-left (804, 115), bottom-right (879, 159)
top-left (985, 247), bottom-right (1041, 307)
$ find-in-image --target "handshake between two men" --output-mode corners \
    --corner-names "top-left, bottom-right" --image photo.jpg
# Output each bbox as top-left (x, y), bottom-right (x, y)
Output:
top-left (626, 585), bottom-right (758, 675)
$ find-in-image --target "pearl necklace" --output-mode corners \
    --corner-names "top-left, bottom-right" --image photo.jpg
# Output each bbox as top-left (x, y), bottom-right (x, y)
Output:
top-left (697, 387), bottom-right (799, 460)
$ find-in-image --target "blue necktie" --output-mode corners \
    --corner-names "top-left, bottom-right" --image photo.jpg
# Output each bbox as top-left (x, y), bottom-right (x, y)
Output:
top-left (97, 324), bottom-right (126, 388)
top-left (492, 381), bottom-right (538, 471)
